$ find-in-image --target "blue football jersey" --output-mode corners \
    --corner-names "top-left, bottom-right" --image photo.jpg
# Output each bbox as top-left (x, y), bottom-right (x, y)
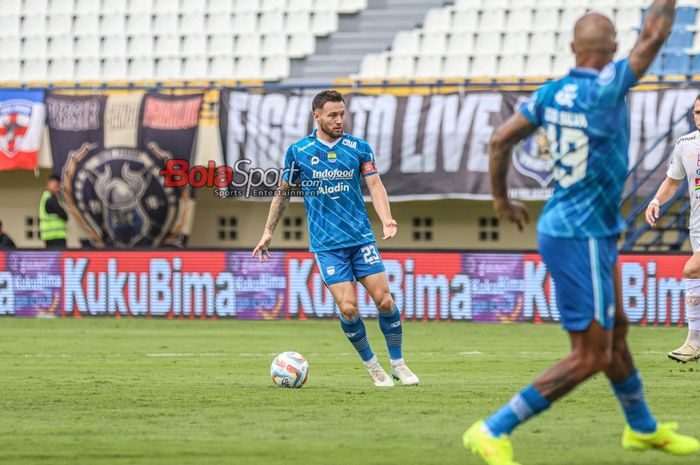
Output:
top-left (519, 59), bottom-right (638, 238)
top-left (282, 130), bottom-right (378, 252)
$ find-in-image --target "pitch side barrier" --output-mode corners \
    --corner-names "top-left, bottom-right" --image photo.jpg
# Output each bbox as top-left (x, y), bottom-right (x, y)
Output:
top-left (0, 249), bottom-right (688, 326)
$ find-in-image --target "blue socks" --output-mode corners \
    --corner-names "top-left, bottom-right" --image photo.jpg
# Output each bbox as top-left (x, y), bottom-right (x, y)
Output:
top-left (485, 385), bottom-right (551, 437)
top-left (339, 315), bottom-right (374, 362)
top-left (611, 369), bottom-right (657, 433)
top-left (378, 306), bottom-right (403, 361)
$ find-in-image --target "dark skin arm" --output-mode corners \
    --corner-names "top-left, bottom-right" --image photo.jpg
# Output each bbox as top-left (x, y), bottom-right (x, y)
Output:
top-left (488, 112), bottom-right (538, 231)
top-left (627, 0), bottom-right (676, 78)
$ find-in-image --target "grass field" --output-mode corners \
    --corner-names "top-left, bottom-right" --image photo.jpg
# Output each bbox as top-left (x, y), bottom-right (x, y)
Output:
top-left (0, 318), bottom-right (698, 465)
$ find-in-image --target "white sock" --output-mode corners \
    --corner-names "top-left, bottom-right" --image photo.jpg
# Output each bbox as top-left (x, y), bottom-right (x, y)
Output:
top-left (481, 423), bottom-right (497, 439)
top-left (390, 358), bottom-right (404, 367)
top-left (363, 355), bottom-right (378, 368)
top-left (686, 279), bottom-right (700, 347)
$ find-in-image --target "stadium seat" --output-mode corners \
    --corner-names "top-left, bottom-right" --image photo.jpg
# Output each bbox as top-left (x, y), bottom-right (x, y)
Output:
top-left (414, 55), bottom-right (443, 79)
top-left (423, 8), bottom-right (451, 32)
top-left (181, 0), bottom-right (204, 14)
top-left (691, 54), bottom-right (700, 74)
top-left (22, 58), bottom-right (48, 81)
top-left (261, 33), bottom-right (287, 56)
top-left (24, 0), bottom-right (47, 13)
top-left (182, 56), bottom-right (207, 80)
top-left (665, 28), bottom-right (693, 51)
top-left (446, 32), bottom-right (475, 55)
top-left (392, 30), bottom-right (420, 56)
top-left (234, 0), bottom-right (260, 14)
top-left (75, 57), bottom-right (102, 80)
top-left (21, 15), bottom-right (47, 37)
top-left (686, 32), bottom-right (700, 54)
top-left (49, 57), bottom-right (75, 81)
top-left (235, 34), bottom-right (262, 57)
top-left (102, 36), bottom-right (127, 58)
top-left (74, 13), bottom-right (99, 36)
top-left (443, 55), bottom-right (469, 77)
top-left (128, 0), bottom-right (153, 15)
top-left (210, 56), bottom-right (235, 79)
top-left (506, 8), bottom-right (534, 33)
top-left (128, 57), bottom-right (155, 80)
top-left (49, 0), bottom-right (75, 14)
top-left (617, 29), bottom-right (639, 55)
top-left (530, 31), bottom-right (556, 53)
top-left (288, 32), bottom-right (315, 58)
top-left (451, 9), bottom-right (478, 32)
top-left (208, 0), bottom-right (232, 13)
top-left (524, 54), bottom-right (553, 77)
top-left (22, 37), bottom-right (47, 59)
top-left (315, 0), bottom-right (340, 12)
top-left (358, 53), bottom-right (388, 79)
top-left (480, 0), bottom-right (510, 10)
top-left (285, 11), bottom-right (312, 34)
top-left (47, 14), bottom-right (72, 37)
top-left (74, 36), bottom-right (99, 58)
top-left (615, 7), bottom-right (643, 30)
top-left (0, 0), bottom-right (22, 16)
top-left (536, 0), bottom-right (566, 6)
top-left (206, 13), bottom-right (233, 34)
top-left (454, 0), bottom-right (483, 9)
top-left (474, 31), bottom-right (502, 55)
top-left (420, 32), bottom-right (447, 56)
top-left (261, 0), bottom-right (286, 12)
top-left (0, 15), bottom-right (20, 37)
top-left (182, 35), bottom-right (207, 57)
top-left (552, 53), bottom-right (574, 75)
top-left (338, 0), bottom-right (366, 14)
top-left (154, 57), bottom-right (181, 80)
top-left (479, 10), bottom-right (506, 32)
top-left (470, 55), bottom-right (497, 77)
top-left (311, 11), bottom-right (338, 36)
top-left (154, 35), bottom-right (181, 58)
top-left (663, 52), bottom-right (690, 75)
top-left (101, 14), bottom-right (126, 36)
top-left (387, 55), bottom-right (414, 79)
top-left (153, 13), bottom-right (178, 35)
top-left (676, 7), bottom-right (697, 26)
top-left (259, 11), bottom-right (284, 34)
top-left (533, 8), bottom-right (560, 32)
top-left (128, 35), bottom-right (154, 58)
top-left (618, 0), bottom-right (647, 6)
top-left (261, 55), bottom-right (290, 81)
top-left (497, 54), bottom-right (525, 77)
top-left (556, 30), bottom-right (572, 52)
top-left (232, 12), bottom-right (258, 34)
top-left (0, 58), bottom-right (21, 81)
top-left (154, 0), bottom-right (179, 14)
top-left (236, 56), bottom-right (263, 79)
top-left (289, 0), bottom-right (313, 12)
top-left (209, 34), bottom-right (235, 57)
top-left (0, 36), bottom-right (21, 58)
top-left (101, 0), bottom-right (126, 14)
top-left (74, 0), bottom-right (98, 14)
top-left (560, 8), bottom-right (586, 32)
top-left (126, 14), bottom-right (151, 35)
top-left (503, 31), bottom-right (529, 55)
top-left (180, 12), bottom-right (205, 34)
top-left (647, 53), bottom-right (663, 75)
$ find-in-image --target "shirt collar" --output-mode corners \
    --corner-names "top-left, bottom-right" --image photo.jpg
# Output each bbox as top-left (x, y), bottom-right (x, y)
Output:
top-left (569, 67), bottom-right (600, 77)
top-left (309, 129), bottom-right (344, 142)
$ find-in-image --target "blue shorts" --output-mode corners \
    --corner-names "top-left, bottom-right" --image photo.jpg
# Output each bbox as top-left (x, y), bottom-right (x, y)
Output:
top-left (314, 242), bottom-right (386, 285)
top-left (538, 233), bottom-right (617, 332)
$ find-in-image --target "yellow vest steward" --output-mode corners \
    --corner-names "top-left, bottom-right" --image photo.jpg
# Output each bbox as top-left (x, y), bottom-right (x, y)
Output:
top-left (39, 190), bottom-right (67, 241)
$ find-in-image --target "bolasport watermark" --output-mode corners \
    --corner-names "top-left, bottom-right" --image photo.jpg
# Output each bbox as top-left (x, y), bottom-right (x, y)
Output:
top-left (159, 159), bottom-right (321, 198)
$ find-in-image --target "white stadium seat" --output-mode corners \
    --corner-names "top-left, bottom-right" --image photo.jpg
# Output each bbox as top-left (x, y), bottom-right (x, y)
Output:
top-left (49, 0), bottom-right (75, 15)
top-left (24, 0), bottom-right (47, 13)
top-left (506, 8), bottom-right (534, 33)
top-left (232, 12), bottom-right (258, 34)
top-left (288, 32), bottom-right (315, 58)
top-left (358, 53), bottom-right (388, 79)
top-left (102, 36), bottom-right (128, 58)
top-left (414, 55), bottom-right (443, 78)
top-left (22, 58), bottom-right (48, 81)
top-left (470, 55), bottom-right (497, 77)
top-left (154, 35), bottom-right (181, 58)
top-left (182, 35), bottom-right (207, 57)
top-left (262, 55), bottom-right (290, 81)
top-left (261, 33), bottom-right (287, 56)
top-left (154, 0), bottom-right (179, 14)
top-left (181, 0), bottom-right (205, 14)
top-left (101, 14), bottom-right (126, 36)
top-left (207, 13), bottom-right (233, 34)
top-left (616, 7), bottom-right (643, 31)
top-left (235, 34), bottom-right (262, 57)
top-left (74, 0), bottom-right (99, 14)
top-left (210, 56), bottom-right (234, 79)
top-left (338, 0), bottom-right (366, 13)
top-left (285, 11), bottom-right (312, 34)
top-left (182, 56), bottom-right (208, 80)
top-left (153, 13), bottom-right (179, 35)
top-left (47, 14), bottom-right (73, 36)
top-left (49, 57), bottom-right (75, 81)
top-left (75, 57), bottom-right (102, 80)
top-left (128, 57), bottom-right (155, 80)
top-left (235, 56), bottom-right (262, 79)
top-left (451, 9), bottom-right (478, 32)
top-left (392, 30), bottom-right (420, 56)
top-left (0, 58), bottom-right (21, 81)
top-left (0, 15), bottom-right (20, 37)
top-left (474, 31), bottom-right (502, 55)
top-left (126, 14), bottom-right (151, 35)
top-left (556, 31), bottom-right (572, 52)
top-left (154, 57), bottom-right (181, 80)
top-left (423, 8), bottom-right (451, 32)
top-left (261, 0), bottom-right (286, 12)
top-left (74, 13), bottom-right (99, 36)
top-left (479, 10), bottom-right (506, 32)
top-left (22, 37), bottom-right (47, 59)
top-left (497, 54), bottom-right (525, 77)
top-left (128, 0), bottom-right (153, 15)
top-left (560, 8), bottom-right (586, 32)
top-left (480, 0), bottom-right (510, 10)
top-left (208, 0), bottom-right (233, 12)
top-left (0, 36), bottom-right (21, 58)
top-left (552, 53), bottom-right (574, 75)
top-left (180, 12), bottom-right (206, 34)
top-left (502, 31), bottom-right (529, 55)
top-left (315, 0), bottom-right (339, 12)
top-left (289, 0), bottom-right (313, 12)
top-left (0, 0), bottom-right (22, 16)
top-left (443, 55), bottom-right (469, 77)
top-left (128, 35), bottom-right (154, 58)
top-left (311, 10), bottom-right (338, 36)
top-left (524, 54), bottom-right (553, 77)
top-left (21, 15), bottom-right (47, 37)
top-left (420, 32), bottom-right (447, 56)
top-left (446, 32), bottom-right (475, 55)
top-left (533, 8), bottom-right (560, 32)
top-left (74, 36), bottom-right (99, 58)
top-left (101, 0), bottom-right (126, 14)
top-left (259, 11), bottom-right (284, 34)
top-left (209, 34), bottom-right (235, 57)
top-left (234, 0), bottom-right (260, 13)
top-left (530, 31), bottom-right (556, 54)
top-left (386, 55), bottom-right (414, 79)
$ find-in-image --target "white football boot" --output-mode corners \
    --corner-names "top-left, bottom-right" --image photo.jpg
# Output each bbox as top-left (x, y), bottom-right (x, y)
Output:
top-left (668, 342), bottom-right (700, 363)
top-left (365, 360), bottom-right (394, 387)
top-left (391, 361), bottom-right (419, 386)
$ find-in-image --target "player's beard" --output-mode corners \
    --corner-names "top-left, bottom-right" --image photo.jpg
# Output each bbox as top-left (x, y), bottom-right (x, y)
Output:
top-left (320, 121), bottom-right (343, 140)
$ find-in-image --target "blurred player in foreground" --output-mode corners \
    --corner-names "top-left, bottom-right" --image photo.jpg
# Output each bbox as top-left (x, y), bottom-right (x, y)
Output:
top-left (646, 93), bottom-right (700, 363)
top-left (253, 90), bottom-right (419, 388)
top-left (464, 2), bottom-right (700, 464)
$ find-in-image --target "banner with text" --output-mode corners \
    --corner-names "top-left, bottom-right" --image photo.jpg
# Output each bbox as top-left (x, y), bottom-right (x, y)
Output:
top-left (46, 92), bottom-right (203, 248)
top-left (219, 89), bottom-right (696, 200)
top-left (0, 250), bottom-right (689, 327)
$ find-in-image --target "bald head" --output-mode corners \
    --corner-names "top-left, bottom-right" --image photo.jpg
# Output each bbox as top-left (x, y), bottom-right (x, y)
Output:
top-left (572, 13), bottom-right (617, 68)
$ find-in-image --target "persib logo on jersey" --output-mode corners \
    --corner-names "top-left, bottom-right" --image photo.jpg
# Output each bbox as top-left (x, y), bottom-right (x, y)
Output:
top-left (327, 151), bottom-right (337, 163)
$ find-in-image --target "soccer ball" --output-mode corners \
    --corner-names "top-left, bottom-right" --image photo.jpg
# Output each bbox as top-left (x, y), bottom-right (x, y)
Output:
top-left (270, 351), bottom-right (309, 388)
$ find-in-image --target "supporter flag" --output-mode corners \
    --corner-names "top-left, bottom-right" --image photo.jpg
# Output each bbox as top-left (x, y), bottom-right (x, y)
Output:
top-left (0, 90), bottom-right (46, 171)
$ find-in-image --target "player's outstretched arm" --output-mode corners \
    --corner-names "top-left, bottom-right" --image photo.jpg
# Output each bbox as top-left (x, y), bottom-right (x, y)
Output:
top-left (252, 181), bottom-right (293, 262)
top-left (489, 112), bottom-right (538, 231)
top-left (628, 0), bottom-right (676, 78)
top-left (365, 174), bottom-right (397, 240)
top-left (645, 176), bottom-right (683, 227)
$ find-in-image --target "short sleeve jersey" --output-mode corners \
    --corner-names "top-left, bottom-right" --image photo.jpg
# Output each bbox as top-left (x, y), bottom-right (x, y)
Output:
top-left (519, 59), bottom-right (639, 238)
top-left (282, 130), bottom-right (378, 252)
top-left (666, 130), bottom-right (700, 236)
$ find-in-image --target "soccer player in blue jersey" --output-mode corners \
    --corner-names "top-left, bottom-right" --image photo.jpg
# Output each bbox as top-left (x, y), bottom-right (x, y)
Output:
top-left (463, 2), bottom-right (700, 464)
top-left (253, 90), bottom-right (419, 387)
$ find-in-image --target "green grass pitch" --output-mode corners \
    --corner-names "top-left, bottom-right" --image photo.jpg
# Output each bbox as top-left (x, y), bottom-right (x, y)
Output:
top-left (0, 319), bottom-right (698, 465)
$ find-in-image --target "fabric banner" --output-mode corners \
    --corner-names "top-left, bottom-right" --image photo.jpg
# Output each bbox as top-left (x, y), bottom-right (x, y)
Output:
top-left (0, 90), bottom-right (46, 171)
top-left (0, 250), bottom-right (690, 327)
top-left (219, 88), bottom-right (696, 200)
top-left (46, 92), bottom-right (204, 248)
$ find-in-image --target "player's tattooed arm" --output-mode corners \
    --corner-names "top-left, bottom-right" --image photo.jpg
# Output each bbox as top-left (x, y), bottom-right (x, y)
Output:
top-left (628, 0), bottom-right (676, 78)
top-left (253, 181), bottom-right (293, 262)
top-left (488, 112), bottom-right (537, 231)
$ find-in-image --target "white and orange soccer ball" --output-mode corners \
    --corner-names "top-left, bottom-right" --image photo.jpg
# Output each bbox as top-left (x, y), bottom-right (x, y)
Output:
top-left (270, 351), bottom-right (309, 388)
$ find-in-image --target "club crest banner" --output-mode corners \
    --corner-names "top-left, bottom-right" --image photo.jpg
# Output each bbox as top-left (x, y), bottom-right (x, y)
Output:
top-left (47, 91), bottom-right (204, 248)
top-left (219, 88), bottom-right (696, 200)
top-left (0, 90), bottom-right (45, 171)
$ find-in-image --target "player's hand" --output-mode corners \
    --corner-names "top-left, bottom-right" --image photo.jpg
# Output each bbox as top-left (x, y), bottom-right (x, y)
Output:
top-left (252, 231), bottom-right (273, 262)
top-left (646, 201), bottom-right (660, 227)
top-left (494, 198), bottom-right (529, 232)
top-left (382, 219), bottom-right (398, 240)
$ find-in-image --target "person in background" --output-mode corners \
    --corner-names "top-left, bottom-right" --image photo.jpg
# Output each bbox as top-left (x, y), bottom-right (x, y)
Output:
top-left (0, 219), bottom-right (16, 248)
top-left (39, 175), bottom-right (68, 249)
